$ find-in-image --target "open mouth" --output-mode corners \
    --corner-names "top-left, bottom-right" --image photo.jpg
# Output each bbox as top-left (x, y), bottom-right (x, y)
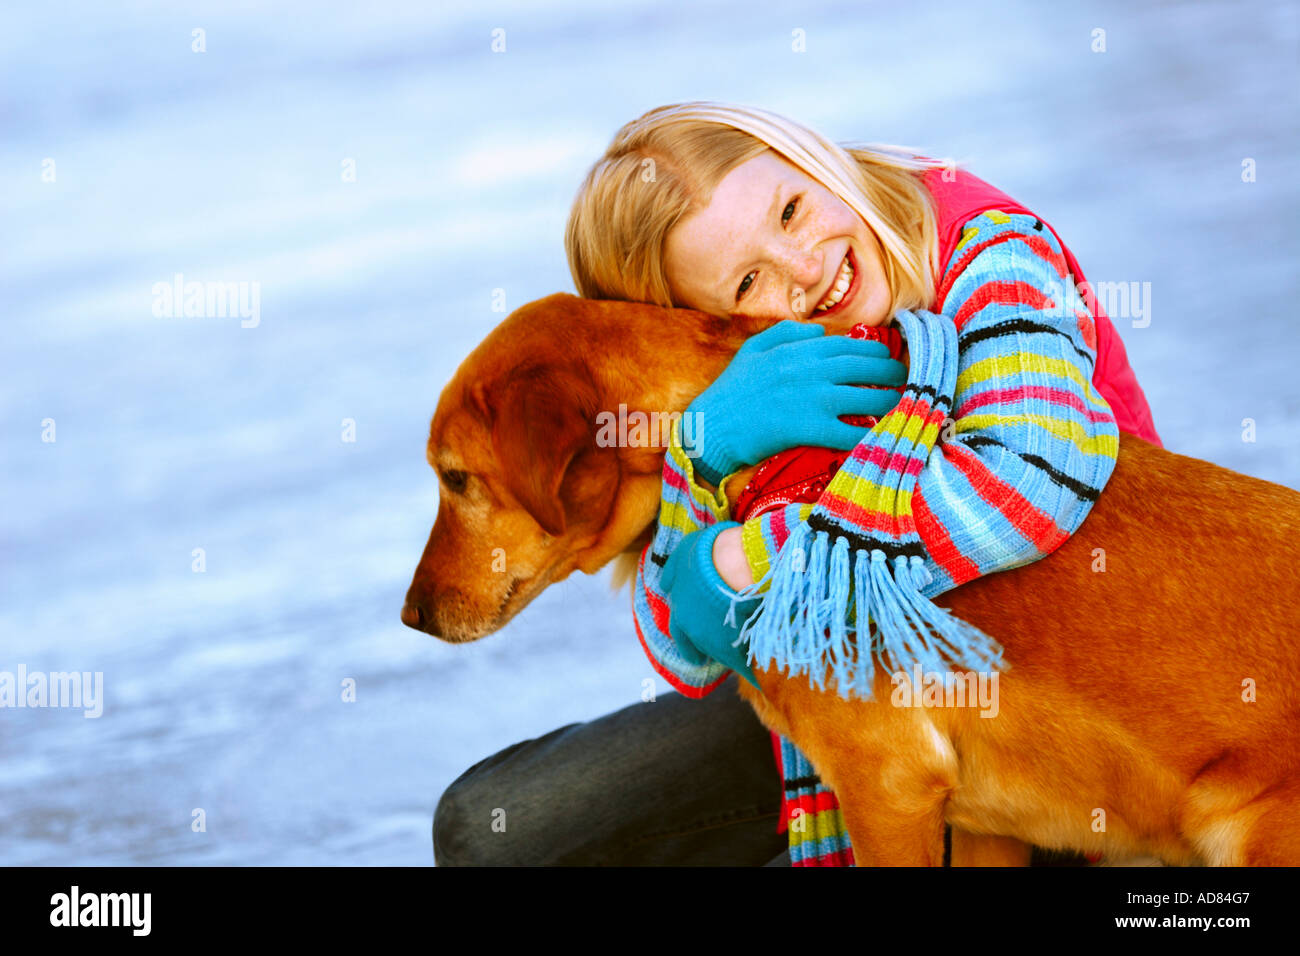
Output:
top-left (812, 247), bottom-right (859, 318)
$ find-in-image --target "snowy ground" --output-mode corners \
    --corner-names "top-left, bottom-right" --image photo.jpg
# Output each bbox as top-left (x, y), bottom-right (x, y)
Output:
top-left (1, 0), bottom-right (1296, 865)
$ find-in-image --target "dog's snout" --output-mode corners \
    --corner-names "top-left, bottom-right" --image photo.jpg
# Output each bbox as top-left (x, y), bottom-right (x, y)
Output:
top-left (400, 601), bottom-right (427, 632)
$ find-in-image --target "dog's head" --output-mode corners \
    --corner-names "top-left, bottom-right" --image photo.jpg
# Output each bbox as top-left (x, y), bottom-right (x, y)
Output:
top-left (401, 292), bottom-right (760, 641)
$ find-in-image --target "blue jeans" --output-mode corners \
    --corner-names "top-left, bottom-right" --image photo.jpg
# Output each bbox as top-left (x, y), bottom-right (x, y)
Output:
top-left (433, 676), bottom-right (1088, 866)
top-left (433, 675), bottom-right (790, 866)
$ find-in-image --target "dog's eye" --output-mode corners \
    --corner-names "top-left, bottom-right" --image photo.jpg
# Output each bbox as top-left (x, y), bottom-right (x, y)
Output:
top-left (440, 469), bottom-right (469, 494)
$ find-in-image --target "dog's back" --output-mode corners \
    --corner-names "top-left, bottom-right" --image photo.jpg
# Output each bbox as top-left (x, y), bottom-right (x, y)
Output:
top-left (745, 433), bottom-right (1300, 865)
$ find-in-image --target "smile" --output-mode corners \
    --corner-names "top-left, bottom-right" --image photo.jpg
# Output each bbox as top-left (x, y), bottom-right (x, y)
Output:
top-left (813, 248), bottom-right (859, 316)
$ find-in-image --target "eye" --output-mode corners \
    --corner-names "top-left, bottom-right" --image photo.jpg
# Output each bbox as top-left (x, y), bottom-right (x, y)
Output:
top-left (440, 469), bottom-right (469, 494)
top-left (736, 271), bottom-right (757, 301)
top-left (781, 196), bottom-right (799, 225)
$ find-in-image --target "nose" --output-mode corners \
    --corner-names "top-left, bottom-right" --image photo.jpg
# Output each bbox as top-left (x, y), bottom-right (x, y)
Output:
top-left (777, 243), bottom-right (822, 295)
top-left (400, 602), bottom-right (425, 631)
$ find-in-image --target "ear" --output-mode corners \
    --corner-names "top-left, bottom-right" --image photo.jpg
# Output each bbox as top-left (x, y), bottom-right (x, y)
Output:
top-left (488, 364), bottom-right (596, 537)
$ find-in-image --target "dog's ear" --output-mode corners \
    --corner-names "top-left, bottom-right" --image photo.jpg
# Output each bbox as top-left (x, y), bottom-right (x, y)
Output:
top-left (487, 364), bottom-right (596, 537)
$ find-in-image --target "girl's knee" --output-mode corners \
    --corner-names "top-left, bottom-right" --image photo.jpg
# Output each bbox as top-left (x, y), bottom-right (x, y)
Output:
top-left (433, 773), bottom-right (503, 866)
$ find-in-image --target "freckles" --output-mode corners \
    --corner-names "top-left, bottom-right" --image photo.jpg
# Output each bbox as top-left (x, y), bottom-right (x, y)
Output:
top-left (767, 288), bottom-right (793, 317)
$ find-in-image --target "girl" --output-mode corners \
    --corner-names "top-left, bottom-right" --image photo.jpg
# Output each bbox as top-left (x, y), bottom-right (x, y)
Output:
top-left (433, 102), bottom-right (1160, 867)
top-left (571, 101), bottom-right (1162, 866)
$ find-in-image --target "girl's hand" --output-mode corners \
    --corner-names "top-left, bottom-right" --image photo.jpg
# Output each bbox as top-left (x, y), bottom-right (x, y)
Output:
top-left (682, 319), bottom-right (906, 485)
top-left (659, 522), bottom-right (760, 689)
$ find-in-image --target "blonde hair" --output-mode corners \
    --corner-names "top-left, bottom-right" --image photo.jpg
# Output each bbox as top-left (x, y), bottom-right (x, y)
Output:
top-left (565, 101), bottom-right (957, 316)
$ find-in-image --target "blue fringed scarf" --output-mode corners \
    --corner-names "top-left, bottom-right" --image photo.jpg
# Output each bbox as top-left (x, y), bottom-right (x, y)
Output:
top-left (728, 307), bottom-right (1006, 698)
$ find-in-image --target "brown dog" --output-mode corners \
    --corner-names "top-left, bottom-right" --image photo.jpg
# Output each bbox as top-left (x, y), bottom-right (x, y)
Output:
top-left (403, 292), bottom-right (1300, 865)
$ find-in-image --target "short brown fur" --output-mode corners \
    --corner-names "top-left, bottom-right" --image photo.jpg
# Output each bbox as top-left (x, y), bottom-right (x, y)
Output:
top-left (404, 293), bottom-right (1300, 865)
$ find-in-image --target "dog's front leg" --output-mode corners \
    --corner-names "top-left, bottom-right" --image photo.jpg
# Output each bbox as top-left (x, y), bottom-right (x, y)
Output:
top-left (821, 764), bottom-right (950, 866)
top-left (770, 679), bottom-right (954, 866)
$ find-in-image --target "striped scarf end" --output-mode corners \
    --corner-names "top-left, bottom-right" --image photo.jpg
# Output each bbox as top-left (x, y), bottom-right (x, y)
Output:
top-left (734, 523), bottom-right (1005, 701)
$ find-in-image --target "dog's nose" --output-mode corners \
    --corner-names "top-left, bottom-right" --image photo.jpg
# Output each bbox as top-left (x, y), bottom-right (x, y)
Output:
top-left (400, 602), bottom-right (424, 630)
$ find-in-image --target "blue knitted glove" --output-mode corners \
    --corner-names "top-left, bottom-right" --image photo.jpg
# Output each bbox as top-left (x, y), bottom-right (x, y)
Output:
top-left (681, 319), bottom-right (907, 486)
top-left (659, 522), bottom-right (761, 690)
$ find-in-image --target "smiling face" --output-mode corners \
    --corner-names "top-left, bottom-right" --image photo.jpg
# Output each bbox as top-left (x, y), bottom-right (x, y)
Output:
top-left (664, 150), bottom-right (894, 333)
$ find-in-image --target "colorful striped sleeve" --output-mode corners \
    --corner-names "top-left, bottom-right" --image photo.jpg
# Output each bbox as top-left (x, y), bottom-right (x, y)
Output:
top-left (739, 209), bottom-right (1120, 595)
top-left (629, 419), bottom-right (741, 697)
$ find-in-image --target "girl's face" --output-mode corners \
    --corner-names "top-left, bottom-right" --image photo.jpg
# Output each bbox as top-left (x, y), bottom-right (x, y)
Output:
top-left (664, 150), bottom-right (893, 333)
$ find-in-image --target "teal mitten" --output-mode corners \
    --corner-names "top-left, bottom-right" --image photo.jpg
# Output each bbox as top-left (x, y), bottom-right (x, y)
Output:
top-left (659, 522), bottom-right (761, 690)
top-left (682, 319), bottom-right (907, 485)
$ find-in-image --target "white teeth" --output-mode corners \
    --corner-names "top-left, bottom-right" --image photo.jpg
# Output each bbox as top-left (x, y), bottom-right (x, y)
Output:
top-left (815, 255), bottom-right (855, 311)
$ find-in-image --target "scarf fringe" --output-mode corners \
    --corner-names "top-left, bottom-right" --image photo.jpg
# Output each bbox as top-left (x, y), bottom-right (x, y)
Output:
top-left (731, 523), bottom-right (1005, 700)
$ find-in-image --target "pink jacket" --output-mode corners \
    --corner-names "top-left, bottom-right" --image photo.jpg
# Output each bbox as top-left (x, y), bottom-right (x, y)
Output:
top-left (921, 166), bottom-right (1161, 446)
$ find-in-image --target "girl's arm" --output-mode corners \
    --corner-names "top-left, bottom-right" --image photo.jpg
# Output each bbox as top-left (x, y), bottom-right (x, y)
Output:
top-left (629, 425), bottom-right (744, 698)
top-left (734, 208), bottom-right (1118, 600)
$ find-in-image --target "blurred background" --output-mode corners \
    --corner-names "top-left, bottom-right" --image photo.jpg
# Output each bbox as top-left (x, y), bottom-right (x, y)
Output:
top-left (1, 0), bottom-right (1296, 865)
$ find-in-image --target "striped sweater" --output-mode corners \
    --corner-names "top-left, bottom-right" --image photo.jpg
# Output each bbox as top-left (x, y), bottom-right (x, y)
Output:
top-left (634, 207), bottom-right (1119, 695)
top-left (632, 204), bottom-right (1127, 864)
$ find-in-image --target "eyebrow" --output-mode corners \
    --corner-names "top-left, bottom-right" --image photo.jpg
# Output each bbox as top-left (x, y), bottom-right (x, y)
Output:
top-left (712, 182), bottom-right (783, 309)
